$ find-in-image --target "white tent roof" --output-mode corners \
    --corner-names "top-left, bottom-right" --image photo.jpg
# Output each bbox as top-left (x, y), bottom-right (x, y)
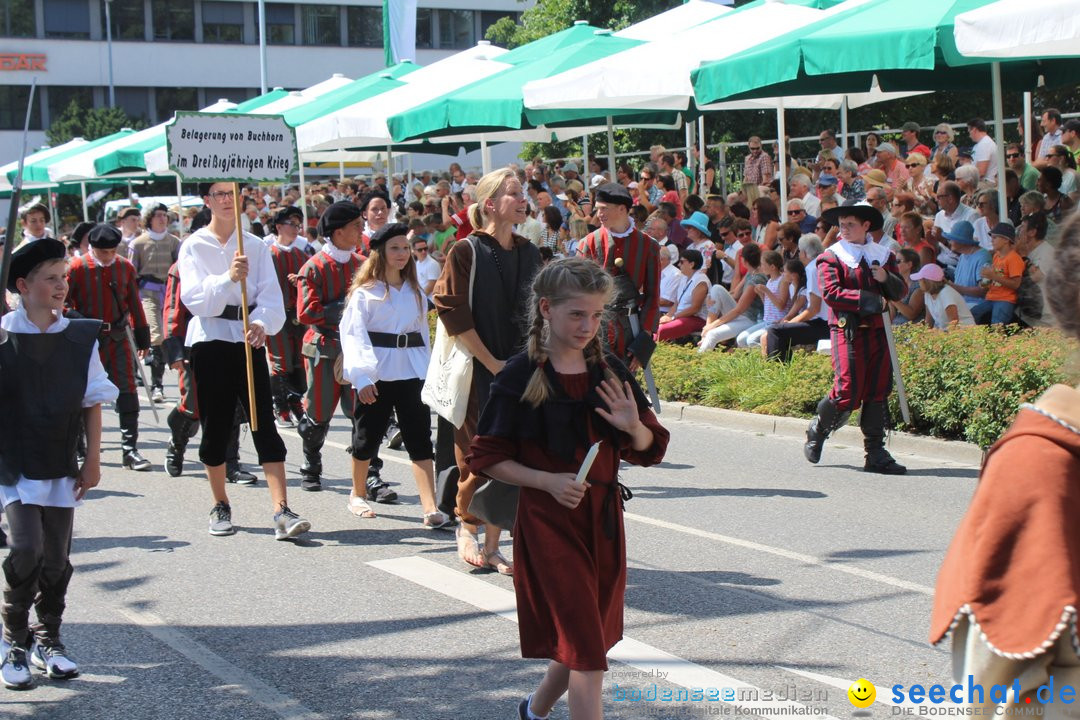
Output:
top-left (523, 0), bottom-right (878, 113)
top-left (954, 0), bottom-right (1080, 59)
top-left (0, 138), bottom-right (89, 192)
top-left (613, 0), bottom-right (732, 40)
top-left (48, 99), bottom-right (238, 183)
top-left (296, 42), bottom-right (511, 153)
top-left (143, 75), bottom-right (354, 174)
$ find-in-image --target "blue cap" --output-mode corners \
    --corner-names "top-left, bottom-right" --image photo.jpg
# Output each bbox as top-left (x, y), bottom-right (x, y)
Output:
top-left (942, 220), bottom-right (977, 246)
top-left (680, 211), bottom-right (711, 237)
top-left (817, 173), bottom-right (839, 186)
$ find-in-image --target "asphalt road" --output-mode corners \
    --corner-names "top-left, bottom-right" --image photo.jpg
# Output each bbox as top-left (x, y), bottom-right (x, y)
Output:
top-left (1, 373), bottom-right (981, 720)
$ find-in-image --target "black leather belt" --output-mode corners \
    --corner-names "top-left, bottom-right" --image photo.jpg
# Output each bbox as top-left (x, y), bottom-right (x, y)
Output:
top-left (368, 331), bottom-right (424, 349)
top-left (217, 304), bottom-right (256, 321)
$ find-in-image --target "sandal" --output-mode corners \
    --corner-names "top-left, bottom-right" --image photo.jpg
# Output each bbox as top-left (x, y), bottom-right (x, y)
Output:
top-left (483, 549), bottom-right (513, 576)
top-left (423, 511), bottom-right (451, 530)
top-left (347, 493), bottom-right (377, 518)
top-left (456, 525), bottom-right (485, 568)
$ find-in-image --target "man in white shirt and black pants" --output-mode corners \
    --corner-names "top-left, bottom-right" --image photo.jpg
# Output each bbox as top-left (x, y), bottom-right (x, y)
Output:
top-left (178, 182), bottom-right (311, 540)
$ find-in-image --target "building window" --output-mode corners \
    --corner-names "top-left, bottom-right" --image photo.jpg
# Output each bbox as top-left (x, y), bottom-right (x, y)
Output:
top-left (300, 4), bottom-right (338, 46)
top-left (346, 5), bottom-right (380, 47)
top-left (415, 7), bottom-right (431, 49)
top-left (202, 1), bottom-right (243, 43)
top-left (155, 87), bottom-right (197, 122)
top-left (115, 87), bottom-right (150, 122)
top-left (0, 85), bottom-right (42, 130)
top-left (0, 0), bottom-right (34, 38)
top-left (101, 0), bottom-right (145, 40)
top-left (43, 0), bottom-right (91, 38)
top-left (202, 86), bottom-right (251, 104)
top-left (48, 86), bottom-right (94, 125)
top-left (265, 3), bottom-right (293, 45)
top-left (437, 9), bottom-right (472, 49)
top-left (152, 0), bottom-right (194, 41)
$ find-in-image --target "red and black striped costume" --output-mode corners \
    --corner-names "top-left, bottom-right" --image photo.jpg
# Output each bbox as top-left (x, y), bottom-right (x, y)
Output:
top-left (266, 243), bottom-right (308, 381)
top-left (66, 253), bottom-right (149, 395)
top-left (578, 226), bottom-right (661, 361)
top-left (296, 249), bottom-right (365, 423)
top-left (163, 262), bottom-right (197, 418)
top-left (817, 249), bottom-right (905, 411)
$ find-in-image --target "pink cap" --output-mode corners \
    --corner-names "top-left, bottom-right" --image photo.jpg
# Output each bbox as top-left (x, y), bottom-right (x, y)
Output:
top-left (910, 263), bottom-right (944, 282)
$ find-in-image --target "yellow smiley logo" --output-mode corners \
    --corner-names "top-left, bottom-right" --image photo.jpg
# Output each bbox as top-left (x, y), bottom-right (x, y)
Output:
top-left (848, 678), bottom-right (876, 709)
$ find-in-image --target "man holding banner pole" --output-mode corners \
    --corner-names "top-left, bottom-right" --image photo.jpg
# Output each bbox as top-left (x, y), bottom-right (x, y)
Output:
top-left (178, 182), bottom-right (311, 540)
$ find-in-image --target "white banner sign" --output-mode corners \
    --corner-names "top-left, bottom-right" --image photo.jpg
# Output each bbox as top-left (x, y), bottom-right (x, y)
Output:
top-left (166, 111), bottom-right (298, 183)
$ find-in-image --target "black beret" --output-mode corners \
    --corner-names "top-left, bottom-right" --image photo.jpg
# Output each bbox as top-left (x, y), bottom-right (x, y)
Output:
top-left (8, 237), bottom-right (66, 292)
top-left (88, 223), bottom-right (123, 249)
top-left (595, 182), bottom-right (632, 209)
top-left (71, 222), bottom-right (95, 244)
top-left (273, 206), bottom-right (303, 229)
top-left (316, 201), bottom-right (362, 238)
top-left (368, 222), bottom-right (409, 253)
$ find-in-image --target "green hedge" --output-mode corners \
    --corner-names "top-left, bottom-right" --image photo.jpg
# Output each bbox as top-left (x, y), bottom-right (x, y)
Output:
top-left (649, 325), bottom-right (1078, 449)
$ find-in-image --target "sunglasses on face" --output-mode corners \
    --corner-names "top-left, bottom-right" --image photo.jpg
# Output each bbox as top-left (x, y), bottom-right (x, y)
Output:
top-left (787, 210), bottom-right (804, 216)
top-left (906, 163), bottom-right (921, 168)
top-left (414, 246), bottom-right (428, 253)
top-left (1006, 153), bottom-right (1021, 159)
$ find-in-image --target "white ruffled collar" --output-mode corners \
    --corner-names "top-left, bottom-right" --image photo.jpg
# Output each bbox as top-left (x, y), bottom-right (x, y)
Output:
top-left (147, 229), bottom-right (168, 241)
top-left (605, 220), bottom-right (636, 239)
top-left (321, 242), bottom-right (355, 264)
top-left (831, 238), bottom-right (891, 269)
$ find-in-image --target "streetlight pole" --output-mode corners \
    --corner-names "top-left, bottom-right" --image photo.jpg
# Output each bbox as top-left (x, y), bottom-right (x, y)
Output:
top-left (257, 0), bottom-right (267, 94)
top-left (104, 0), bottom-right (115, 107)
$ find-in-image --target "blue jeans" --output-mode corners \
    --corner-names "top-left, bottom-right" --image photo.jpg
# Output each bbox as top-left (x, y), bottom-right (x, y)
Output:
top-left (971, 299), bottom-right (1015, 325)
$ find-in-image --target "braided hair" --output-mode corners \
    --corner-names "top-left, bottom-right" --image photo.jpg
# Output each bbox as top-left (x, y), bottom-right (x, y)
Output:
top-left (521, 257), bottom-right (617, 408)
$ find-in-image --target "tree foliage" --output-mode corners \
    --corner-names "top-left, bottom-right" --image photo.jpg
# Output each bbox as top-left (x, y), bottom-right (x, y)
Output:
top-left (46, 100), bottom-right (148, 146)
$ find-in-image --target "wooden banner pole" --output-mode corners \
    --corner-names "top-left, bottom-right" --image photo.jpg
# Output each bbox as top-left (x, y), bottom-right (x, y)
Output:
top-left (233, 182), bottom-right (259, 432)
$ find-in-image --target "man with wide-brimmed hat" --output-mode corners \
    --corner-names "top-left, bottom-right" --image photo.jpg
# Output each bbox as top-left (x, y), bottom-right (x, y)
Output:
top-left (577, 182), bottom-right (660, 372)
top-left (804, 203), bottom-right (907, 475)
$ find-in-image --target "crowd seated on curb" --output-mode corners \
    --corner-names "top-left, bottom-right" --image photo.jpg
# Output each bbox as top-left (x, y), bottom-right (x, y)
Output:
top-left (28, 111), bottom-right (1078, 361)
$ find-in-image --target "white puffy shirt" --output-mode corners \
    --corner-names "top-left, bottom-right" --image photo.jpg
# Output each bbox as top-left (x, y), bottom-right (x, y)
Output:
top-left (178, 226), bottom-right (285, 345)
top-left (340, 279), bottom-right (431, 391)
top-left (0, 307), bottom-right (119, 509)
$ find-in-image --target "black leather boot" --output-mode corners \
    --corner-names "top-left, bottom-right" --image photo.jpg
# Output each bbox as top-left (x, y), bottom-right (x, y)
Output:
top-left (860, 402), bottom-right (907, 475)
top-left (119, 410), bottom-right (151, 471)
top-left (165, 408), bottom-right (199, 477)
top-left (269, 375), bottom-right (292, 427)
top-left (150, 346), bottom-right (166, 400)
top-left (297, 415), bottom-right (328, 491)
top-left (804, 397), bottom-right (851, 464)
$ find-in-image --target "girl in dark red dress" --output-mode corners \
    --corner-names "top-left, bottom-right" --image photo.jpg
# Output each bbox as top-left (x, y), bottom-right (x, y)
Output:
top-left (469, 257), bottom-right (669, 720)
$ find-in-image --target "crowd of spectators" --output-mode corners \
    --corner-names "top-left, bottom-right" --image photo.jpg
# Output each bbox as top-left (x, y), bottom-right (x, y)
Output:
top-left (40, 108), bottom-right (1078, 363)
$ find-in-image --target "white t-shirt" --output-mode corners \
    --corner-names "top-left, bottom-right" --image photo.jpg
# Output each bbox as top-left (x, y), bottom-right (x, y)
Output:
top-left (972, 135), bottom-right (998, 183)
top-left (933, 203), bottom-right (978, 269)
top-left (924, 285), bottom-right (975, 329)
top-left (660, 264), bottom-right (681, 309)
top-left (414, 254), bottom-right (442, 304)
top-left (674, 273), bottom-right (710, 320)
top-left (973, 216), bottom-right (994, 252)
top-left (722, 240), bottom-right (743, 285)
top-left (805, 257), bottom-right (829, 322)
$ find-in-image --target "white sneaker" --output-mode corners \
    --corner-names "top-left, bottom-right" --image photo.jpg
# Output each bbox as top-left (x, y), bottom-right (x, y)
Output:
top-left (31, 643), bottom-right (79, 679)
top-left (1, 642), bottom-right (32, 689)
top-left (273, 506), bottom-right (311, 540)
